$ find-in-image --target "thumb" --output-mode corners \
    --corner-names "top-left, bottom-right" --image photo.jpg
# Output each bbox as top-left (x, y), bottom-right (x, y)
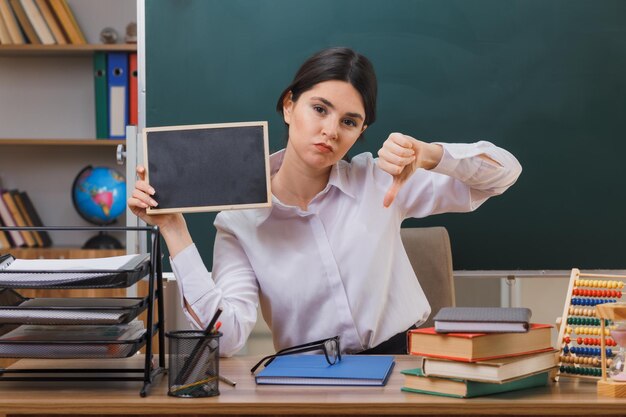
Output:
top-left (383, 178), bottom-right (403, 208)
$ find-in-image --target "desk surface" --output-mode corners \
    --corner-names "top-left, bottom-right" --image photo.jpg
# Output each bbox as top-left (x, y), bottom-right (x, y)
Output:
top-left (0, 355), bottom-right (624, 416)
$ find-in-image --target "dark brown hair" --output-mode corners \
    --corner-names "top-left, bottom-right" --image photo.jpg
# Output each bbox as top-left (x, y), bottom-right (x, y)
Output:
top-left (276, 47), bottom-right (378, 137)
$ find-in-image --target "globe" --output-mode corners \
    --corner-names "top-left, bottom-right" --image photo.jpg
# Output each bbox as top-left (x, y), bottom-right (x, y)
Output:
top-left (72, 165), bottom-right (126, 248)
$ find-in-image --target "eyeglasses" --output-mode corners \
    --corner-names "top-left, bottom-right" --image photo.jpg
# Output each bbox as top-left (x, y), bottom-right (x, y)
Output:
top-left (250, 335), bottom-right (341, 374)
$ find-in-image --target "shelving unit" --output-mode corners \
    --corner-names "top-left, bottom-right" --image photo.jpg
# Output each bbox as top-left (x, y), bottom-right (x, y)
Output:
top-left (0, 41), bottom-right (137, 254)
top-left (0, 226), bottom-right (165, 397)
top-left (0, 0), bottom-right (138, 256)
top-left (0, 44), bottom-right (136, 55)
top-left (0, 139), bottom-right (124, 146)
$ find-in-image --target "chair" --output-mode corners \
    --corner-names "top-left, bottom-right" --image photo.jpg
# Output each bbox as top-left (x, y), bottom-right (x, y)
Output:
top-left (400, 227), bottom-right (455, 329)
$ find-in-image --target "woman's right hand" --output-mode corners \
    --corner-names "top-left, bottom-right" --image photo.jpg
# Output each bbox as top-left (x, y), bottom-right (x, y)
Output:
top-left (127, 165), bottom-right (181, 230)
top-left (128, 166), bottom-right (193, 257)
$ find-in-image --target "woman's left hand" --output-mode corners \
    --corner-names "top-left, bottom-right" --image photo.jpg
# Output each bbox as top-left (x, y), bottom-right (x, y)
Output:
top-left (376, 133), bottom-right (443, 208)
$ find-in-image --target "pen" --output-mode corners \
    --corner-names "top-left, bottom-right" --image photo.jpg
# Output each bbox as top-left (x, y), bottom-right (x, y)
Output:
top-left (174, 307), bottom-right (223, 385)
top-left (219, 374), bottom-right (237, 387)
top-left (212, 321), bottom-right (222, 334)
top-left (171, 375), bottom-right (218, 394)
top-left (204, 308), bottom-right (223, 335)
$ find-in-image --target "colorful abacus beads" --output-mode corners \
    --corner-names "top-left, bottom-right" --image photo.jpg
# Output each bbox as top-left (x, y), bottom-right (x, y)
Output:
top-left (573, 326), bottom-right (611, 336)
top-left (559, 365), bottom-right (602, 377)
top-left (571, 288), bottom-right (622, 298)
top-left (574, 337), bottom-right (616, 346)
top-left (560, 355), bottom-right (600, 366)
top-left (570, 297), bottom-right (616, 306)
top-left (574, 279), bottom-right (625, 289)
top-left (568, 307), bottom-right (597, 317)
top-left (568, 346), bottom-right (613, 357)
top-left (566, 317), bottom-right (610, 326)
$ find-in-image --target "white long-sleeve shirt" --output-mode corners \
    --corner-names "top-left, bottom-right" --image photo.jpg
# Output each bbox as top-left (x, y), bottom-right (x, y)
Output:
top-left (171, 141), bottom-right (522, 356)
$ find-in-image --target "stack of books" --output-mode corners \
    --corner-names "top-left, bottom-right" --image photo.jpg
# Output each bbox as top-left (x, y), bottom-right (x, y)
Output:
top-left (402, 307), bottom-right (558, 398)
top-left (0, 0), bottom-right (86, 46)
top-left (0, 188), bottom-right (51, 249)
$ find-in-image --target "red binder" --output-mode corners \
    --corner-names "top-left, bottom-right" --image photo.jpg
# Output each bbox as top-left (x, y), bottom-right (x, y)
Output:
top-left (129, 52), bottom-right (138, 126)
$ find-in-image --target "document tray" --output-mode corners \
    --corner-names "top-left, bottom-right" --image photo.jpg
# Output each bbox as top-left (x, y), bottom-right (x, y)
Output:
top-left (0, 289), bottom-right (148, 325)
top-left (0, 324), bottom-right (147, 359)
top-left (0, 259), bottom-right (150, 289)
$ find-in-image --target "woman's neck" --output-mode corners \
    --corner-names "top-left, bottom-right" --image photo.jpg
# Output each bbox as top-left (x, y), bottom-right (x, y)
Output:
top-left (271, 147), bottom-right (332, 211)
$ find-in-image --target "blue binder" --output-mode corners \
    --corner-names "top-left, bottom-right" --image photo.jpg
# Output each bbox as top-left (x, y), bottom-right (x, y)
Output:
top-left (106, 52), bottom-right (129, 139)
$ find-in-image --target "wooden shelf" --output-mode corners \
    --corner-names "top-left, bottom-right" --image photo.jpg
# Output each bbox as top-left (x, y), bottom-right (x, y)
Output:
top-left (6, 247), bottom-right (126, 259)
top-left (0, 139), bottom-right (124, 146)
top-left (0, 44), bottom-right (137, 56)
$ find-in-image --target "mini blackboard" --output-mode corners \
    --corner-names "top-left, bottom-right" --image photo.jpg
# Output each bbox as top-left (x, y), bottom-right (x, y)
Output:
top-left (143, 121), bottom-right (271, 214)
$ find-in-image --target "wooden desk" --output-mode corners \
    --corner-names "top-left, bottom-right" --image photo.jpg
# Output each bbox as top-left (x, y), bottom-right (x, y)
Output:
top-left (0, 355), bottom-right (624, 416)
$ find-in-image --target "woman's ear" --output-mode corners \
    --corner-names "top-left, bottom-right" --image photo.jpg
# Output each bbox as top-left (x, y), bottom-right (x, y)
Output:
top-left (282, 92), bottom-right (294, 125)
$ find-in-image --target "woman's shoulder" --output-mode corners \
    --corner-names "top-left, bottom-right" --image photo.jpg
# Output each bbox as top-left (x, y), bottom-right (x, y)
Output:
top-left (215, 206), bottom-right (268, 231)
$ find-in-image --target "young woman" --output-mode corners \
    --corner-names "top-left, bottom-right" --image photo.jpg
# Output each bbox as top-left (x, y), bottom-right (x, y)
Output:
top-left (129, 47), bottom-right (522, 356)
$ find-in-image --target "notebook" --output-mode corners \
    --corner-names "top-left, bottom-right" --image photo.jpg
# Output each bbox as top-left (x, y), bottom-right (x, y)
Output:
top-left (255, 354), bottom-right (395, 386)
top-left (433, 307), bottom-right (532, 333)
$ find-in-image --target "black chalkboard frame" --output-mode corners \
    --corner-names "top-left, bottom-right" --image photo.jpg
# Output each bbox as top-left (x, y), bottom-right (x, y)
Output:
top-left (143, 121), bottom-right (271, 214)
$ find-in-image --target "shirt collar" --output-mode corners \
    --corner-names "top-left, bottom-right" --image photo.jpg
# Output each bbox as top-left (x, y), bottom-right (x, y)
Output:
top-left (254, 149), bottom-right (356, 226)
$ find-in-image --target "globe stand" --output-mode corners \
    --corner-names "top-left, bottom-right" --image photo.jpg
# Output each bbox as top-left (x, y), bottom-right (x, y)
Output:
top-left (82, 231), bottom-right (124, 250)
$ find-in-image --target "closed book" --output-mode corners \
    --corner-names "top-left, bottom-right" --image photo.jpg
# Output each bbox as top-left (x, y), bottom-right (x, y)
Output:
top-left (255, 354), bottom-right (395, 386)
top-left (34, 0), bottom-right (66, 44)
top-left (47, 0), bottom-right (82, 44)
top-left (20, 0), bottom-right (54, 44)
top-left (0, 191), bottom-right (26, 247)
top-left (1, 190), bottom-right (36, 247)
top-left (12, 191), bottom-right (43, 247)
top-left (8, 0), bottom-right (39, 43)
top-left (408, 324), bottom-right (553, 362)
top-left (401, 368), bottom-right (550, 398)
top-left (93, 52), bottom-right (109, 139)
top-left (58, 0), bottom-right (84, 43)
top-left (434, 307), bottom-right (532, 333)
top-left (0, 8), bottom-right (11, 43)
top-left (18, 191), bottom-right (52, 247)
top-left (0, 0), bottom-right (25, 44)
top-left (420, 349), bottom-right (559, 383)
top-left (0, 228), bottom-right (10, 249)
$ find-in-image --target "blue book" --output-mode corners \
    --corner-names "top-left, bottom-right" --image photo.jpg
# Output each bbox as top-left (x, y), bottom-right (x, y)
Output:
top-left (255, 355), bottom-right (395, 386)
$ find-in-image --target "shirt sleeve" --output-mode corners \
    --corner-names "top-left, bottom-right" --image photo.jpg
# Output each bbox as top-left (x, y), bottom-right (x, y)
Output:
top-left (392, 140), bottom-right (522, 218)
top-left (170, 227), bottom-right (260, 357)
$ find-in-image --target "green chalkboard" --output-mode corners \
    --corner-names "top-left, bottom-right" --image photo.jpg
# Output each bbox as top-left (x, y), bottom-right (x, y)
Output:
top-left (145, 0), bottom-right (626, 270)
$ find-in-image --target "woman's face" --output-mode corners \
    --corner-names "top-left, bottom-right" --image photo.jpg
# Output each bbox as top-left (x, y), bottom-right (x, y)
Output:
top-left (282, 80), bottom-right (367, 170)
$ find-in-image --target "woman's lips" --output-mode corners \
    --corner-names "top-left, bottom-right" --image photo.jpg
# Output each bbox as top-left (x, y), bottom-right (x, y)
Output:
top-left (314, 143), bottom-right (333, 153)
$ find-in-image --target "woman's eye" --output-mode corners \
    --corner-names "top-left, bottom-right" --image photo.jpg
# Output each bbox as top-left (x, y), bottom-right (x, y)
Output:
top-left (313, 105), bottom-right (326, 114)
top-left (343, 119), bottom-right (357, 127)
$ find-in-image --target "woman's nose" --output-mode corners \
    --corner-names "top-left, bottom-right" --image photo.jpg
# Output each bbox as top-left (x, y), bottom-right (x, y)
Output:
top-left (322, 117), bottom-right (339, 140)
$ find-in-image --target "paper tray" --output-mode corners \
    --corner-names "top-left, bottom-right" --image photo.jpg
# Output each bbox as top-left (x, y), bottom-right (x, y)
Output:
top-left (0, 259), bottom-right (150, 289)
top-left (0, 325), bottom-right (147, 359)
top-left (0, 289), bottom-right (148, 325)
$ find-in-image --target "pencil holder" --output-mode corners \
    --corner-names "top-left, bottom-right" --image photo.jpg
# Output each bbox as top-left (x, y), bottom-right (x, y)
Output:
top-left (166, 330), bottom-right (222, 398)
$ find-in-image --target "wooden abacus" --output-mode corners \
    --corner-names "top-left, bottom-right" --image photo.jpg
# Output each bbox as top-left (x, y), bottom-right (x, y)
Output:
top-left (556, 268), bottom-right (625, 381)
